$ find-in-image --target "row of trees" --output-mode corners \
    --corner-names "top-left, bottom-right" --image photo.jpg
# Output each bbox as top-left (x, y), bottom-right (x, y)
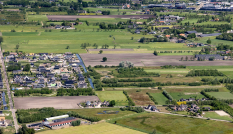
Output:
top-left (118, 78), bottom-right (152, 82)
top-left (56, 88), bottom-right (95, 96)
top-left (162, 90), bottom-right (173, 100)
top-left (160, 65), bottom-right (186, 69)
top-left (14, 88), bottom-right (52, 96)
top-left (7, 63), bottom-right (21, 71)
top-left (216, 43), bottom-right (233, 51)
top-left (67, 111), bottom-right (100, 122)
top-left (186, 70), bottom-right (225, 77)
top-left (200, 91), bottom-right (217, 100)
top-left (203, 88), bottom-right (219, 92)
top-left (123, 91), bottom-right (135, 106)
top-left (146, 92), bottom-right (158, 104)
top-left (117, 67), bottom-right (160, 78)
top-left (139, 37), bottom-right (168, 43)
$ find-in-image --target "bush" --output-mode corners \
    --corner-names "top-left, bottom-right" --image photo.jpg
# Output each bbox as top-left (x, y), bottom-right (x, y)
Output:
top-left (162, 90), bottom-right (173, 100)
top-left (120, 106), bottom-right (144, 113)
top-left (71, 120), bottom-right (81, 126)
top-left (123, 91), bottom-right (135, 106)
top-left (147, 92), bottom-right (158, 104)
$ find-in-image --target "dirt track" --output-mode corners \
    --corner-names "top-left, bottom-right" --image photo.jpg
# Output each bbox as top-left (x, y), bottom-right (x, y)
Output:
top-left (14, 96), bottom-right (100, 109)
top-left (80, 53), bottom-right (233, 67)
top-left (47, 15), bottom-right (155, 20)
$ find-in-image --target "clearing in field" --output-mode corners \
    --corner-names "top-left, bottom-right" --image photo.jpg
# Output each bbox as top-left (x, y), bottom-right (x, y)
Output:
top-left (95, 91), bottom-right (128, 106)
top-left (37, 122), bottom-right (145, 134)
top-left (215, 110), bottom-right (230, 116)
top-left (14, 96), bottom-right (100, 109)
top-left (207, 92), bottom-right (233, 99)
top-left (203, 111), bottom-right (232, 121)
top-left (58, 108), bottom-right (135, 120)
top-left (113, 112), bottom-right (233, 134)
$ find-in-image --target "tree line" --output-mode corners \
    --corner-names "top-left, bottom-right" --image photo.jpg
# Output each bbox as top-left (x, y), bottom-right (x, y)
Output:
top-left (186, 70), bottom-right (225, 77)
top-left (160, 65), bottom-right (186, 69)
top-left (67, 111), bottom-right (100, 122)
top-left (139, 37), bottom-right (168, 43)
top-left (162, 90), bottom-right (173, 100)
top-left (56, 88), bottom-right (95, 96)
top-left (117, 67), bottom-right (160, 78)
top-left (14, 88), bottom-right (52, 96)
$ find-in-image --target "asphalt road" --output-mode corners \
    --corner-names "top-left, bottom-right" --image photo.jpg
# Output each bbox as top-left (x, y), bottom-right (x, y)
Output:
top-left (0, 48), bottom-right (19, 133)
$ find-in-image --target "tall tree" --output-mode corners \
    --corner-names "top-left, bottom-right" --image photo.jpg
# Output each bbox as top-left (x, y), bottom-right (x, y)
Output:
top-left (0, 37), bottom-right (3, 44)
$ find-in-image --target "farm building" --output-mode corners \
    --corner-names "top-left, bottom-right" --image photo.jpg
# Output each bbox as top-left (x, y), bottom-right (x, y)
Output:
top-left (195, 54), bottom-right (224, 60)
top-left (44, 114), bottom-right (69, 121)
top-left (45, 118), bottom-right (78, 128)
top-left (199, 33), bottom-right (222, 37)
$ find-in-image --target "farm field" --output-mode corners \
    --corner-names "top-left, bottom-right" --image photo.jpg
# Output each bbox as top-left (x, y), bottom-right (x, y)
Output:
top-left (126, 89), bottom-right (158, 106)
top-left (37, 122), bottom-right (145, 134)
top-left (14, 96), bottom-right (100, 109)
top-left (203, 111), bottom-right (233, 121)
top-left (169, 92), bottom-right (205, 100)
top-left (150, 92), bottom-right (168, 105)
top-left (207, 92), bottom-right (233, 99)
top-left (80, 53), bottom-right (233, 67)
top-left (113, 112), bottom-right (233, 134)
top-left (58, 108), bottom-right (135, 120)
top-left (96, 91), bottom-right (128, 106)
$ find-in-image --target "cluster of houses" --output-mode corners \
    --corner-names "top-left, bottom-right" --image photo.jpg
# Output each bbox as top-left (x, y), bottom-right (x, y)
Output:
top-left (80, 100), bottom-right (110, 108)
top-left (8, 53), bottom-right (88, 89)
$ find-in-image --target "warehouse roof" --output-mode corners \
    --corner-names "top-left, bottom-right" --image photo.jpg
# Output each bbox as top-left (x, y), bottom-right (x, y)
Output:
top-left (199, 33), bottom-right (221, 37)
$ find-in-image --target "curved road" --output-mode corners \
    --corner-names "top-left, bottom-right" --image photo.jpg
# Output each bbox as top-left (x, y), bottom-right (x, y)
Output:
top-left (0, 48), bottom-right (18, 133)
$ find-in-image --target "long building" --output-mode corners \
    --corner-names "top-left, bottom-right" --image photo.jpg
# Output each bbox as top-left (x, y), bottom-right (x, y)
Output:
top-left (45, 118), bottom-right (78, 128)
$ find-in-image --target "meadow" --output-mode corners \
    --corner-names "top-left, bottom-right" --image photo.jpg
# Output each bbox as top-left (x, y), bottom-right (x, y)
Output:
top-left (207, 92), bottom-right (233, 99)
top-left (113, 112), bottom-right (233, 134)
top-left (203, 111), bottom-right (233, 121)
top-left (1, 25), bottom-right (196, 54)
top-left (95, 91), bottom-right (128, 106)
top-left (37, 122), bottom-right (145, 134)
top-left (169, 92), bottom-right (205, 100)
top-left (58, 108), bottom-right (135, 120)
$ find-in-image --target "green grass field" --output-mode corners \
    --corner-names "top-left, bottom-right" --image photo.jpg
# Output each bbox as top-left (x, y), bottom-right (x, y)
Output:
top-left (207, 92), bottom-right (233, 99)
top-left (150, 92), bottom-right (168, 105)
top-left (37, 122), bottom-right (145, 134)
top-left (58, 108), bottom-right (135, 120)
top-left (170, 92), bottom-right (205, 100)
top-left (203, 111), bottom-right (233, 121)
top-left (96, 91), bottom-right (128, 106)
top-left (145, 69), bottom-right (189, 74)
top-left (113, 112), bottom-right (233, 134)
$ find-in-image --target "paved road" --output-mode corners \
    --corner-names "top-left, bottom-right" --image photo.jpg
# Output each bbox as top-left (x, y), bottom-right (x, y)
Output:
top-left (0, 48), bottom-right (19, 133)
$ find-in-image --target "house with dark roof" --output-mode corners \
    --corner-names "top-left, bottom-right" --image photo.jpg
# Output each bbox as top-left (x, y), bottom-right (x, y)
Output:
top-left (36, 74), bottom-right (44, 78)
top-left (78, 82), bottom-right (87, 88)
top-left (199, 33), bottom-right (222, 37)
top-left (63, 80), bottom-right (75, 88)
top-left (54, 65), bottom-right (60, 70)
top-left (47, 73), bottom-right (55, 78)
top-left (78, 74), bottom-right (85, 82)
top-left (185, 30), bottom-right (197, 34)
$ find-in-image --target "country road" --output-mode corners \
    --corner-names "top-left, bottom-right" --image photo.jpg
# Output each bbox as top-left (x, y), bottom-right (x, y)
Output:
top-left (0, 48), bottom-right (19, 133)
